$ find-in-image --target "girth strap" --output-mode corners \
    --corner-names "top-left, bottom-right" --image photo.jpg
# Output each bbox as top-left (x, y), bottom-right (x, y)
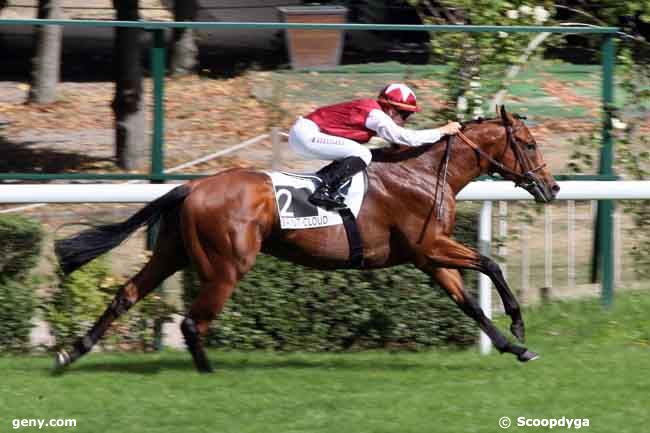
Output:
top-left (338, 207), bottom-right (364, 267)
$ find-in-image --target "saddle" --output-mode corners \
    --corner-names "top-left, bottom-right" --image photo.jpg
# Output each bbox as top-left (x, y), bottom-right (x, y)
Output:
top-left (266, 170), bottom-right (367, 267)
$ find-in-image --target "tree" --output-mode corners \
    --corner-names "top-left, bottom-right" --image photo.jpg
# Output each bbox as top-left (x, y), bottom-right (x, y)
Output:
top-left (28, 0), bottom-right (62, 104)
top-left (112, 0), bottom-right (145, 170)
top-left (408, 0), bottom-right (555, 121)
top-left (169, 0), bottom-right (198, 75)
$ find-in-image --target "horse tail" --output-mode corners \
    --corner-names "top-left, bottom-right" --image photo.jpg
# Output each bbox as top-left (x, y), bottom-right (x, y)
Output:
top-left (55, 184), bottom-right (192, 275)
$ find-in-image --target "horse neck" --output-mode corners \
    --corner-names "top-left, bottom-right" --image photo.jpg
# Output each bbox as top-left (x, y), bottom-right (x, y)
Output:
top-left (370, 124), bottom-right (505, 199)
top-left (447, 123), bottom-right (507, 194)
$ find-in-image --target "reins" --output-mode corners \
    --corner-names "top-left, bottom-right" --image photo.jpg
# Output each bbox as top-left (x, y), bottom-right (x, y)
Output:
top-left (418, 121), bottom-right (547, 244)
top-left (418, 135), bottom-right (454, 244)
top-left (456, 129), bottom-right (546, 188)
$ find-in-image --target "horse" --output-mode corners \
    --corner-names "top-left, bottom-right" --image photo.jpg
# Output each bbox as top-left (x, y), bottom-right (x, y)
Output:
top-left (54, 106), bottom-right (559, 373)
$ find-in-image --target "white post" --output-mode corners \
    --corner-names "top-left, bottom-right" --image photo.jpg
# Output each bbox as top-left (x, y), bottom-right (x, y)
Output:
top-left (568, 200), bottom-right (576, 289)
top-left (271, 127), bottom-right (281, 171)
top-left (544, 205), bottom-right (553, 292)
top-left (498, 201), bottom-right (508, 281)
top-left (614, 209), bottom-right (622, 286)
top-left (520, 221), bottom-right (530, 302)
top-left (479, 200), bottom-right (493, 355)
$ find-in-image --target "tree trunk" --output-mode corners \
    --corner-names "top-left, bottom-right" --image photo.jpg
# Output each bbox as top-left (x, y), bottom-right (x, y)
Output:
top-left (28, 0), bottom-right (62, 104)
top-left (169, 0), bottom-right (198, 75)
top-left (113, 0), bottom-right (145, 170)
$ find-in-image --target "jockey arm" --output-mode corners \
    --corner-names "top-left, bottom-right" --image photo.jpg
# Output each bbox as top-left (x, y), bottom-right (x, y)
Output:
top-left (365, 109), bottom-right (459, 147)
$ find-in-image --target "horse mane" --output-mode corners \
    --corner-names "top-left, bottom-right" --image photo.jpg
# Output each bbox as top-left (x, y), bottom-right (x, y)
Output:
top-left (370, 113), bottom-right (526, 163)
top-left (370, 141), bottom-right (436, 162)
top-left (369, 117), bottom-right (496, 163)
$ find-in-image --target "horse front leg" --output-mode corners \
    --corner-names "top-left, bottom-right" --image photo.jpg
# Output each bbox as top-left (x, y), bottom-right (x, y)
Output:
top-left (424, 266), bottom-right (537, 362)
top-left (415, 235), bottom-right (526, 342)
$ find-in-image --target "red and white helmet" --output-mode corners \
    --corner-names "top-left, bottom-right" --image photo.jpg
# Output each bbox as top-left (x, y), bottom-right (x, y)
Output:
top-left (377, 83), bottom-right (421, 112)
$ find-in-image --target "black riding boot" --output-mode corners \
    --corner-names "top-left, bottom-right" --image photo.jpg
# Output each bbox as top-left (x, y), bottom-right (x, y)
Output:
top-left (309, 156), bottom-right (367, 210)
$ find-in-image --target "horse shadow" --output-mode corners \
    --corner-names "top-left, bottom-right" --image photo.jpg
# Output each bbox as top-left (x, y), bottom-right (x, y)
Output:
top-left (49, 352), bottom-right (488, 376)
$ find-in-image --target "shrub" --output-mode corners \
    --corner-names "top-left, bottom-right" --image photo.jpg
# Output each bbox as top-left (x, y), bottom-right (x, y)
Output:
top-left (0, 279), bottom-right (36, 351)
top-left (183, 204), bottom-right (482, 351)
top-left (45, 258), bottom-right (112, 348)
top-left (0, 215), bottom-right (43, 351)
top-left (0, 215), bottom-right (43, 280)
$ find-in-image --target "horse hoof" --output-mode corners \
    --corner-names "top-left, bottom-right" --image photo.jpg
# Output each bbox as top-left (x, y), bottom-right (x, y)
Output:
top-left (53, 350), bottom-right (71, 373)
top-left (197, 365), bottom-right (214, 374)
top-left (517, 350), bottom-right (539, 363)
top-left (511, 322), bottom-right (526, 343)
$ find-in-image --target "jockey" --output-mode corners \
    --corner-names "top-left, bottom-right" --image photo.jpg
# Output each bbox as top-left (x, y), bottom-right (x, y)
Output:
top-left (288, 83), bottom-right (462, 210)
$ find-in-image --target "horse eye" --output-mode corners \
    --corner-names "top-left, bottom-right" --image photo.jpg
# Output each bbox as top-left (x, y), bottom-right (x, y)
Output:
top-left (526, 143), bottom-right (536, 150)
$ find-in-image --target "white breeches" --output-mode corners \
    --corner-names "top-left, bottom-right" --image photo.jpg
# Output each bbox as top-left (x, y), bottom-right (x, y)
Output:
top-left (288, 117), bottom-right (373, 165)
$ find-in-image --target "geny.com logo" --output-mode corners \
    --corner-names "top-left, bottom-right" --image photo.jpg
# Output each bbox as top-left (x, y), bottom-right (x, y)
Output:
top-left (12, 419), bottom-right (77, 430)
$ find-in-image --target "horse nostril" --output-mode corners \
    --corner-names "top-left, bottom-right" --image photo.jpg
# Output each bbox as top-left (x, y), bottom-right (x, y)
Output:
top-left (552, 184), bottom-right (560, 194)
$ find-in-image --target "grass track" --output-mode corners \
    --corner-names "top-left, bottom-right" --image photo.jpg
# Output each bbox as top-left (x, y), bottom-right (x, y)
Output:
top-left (1, 291), bottom-right (649, 433)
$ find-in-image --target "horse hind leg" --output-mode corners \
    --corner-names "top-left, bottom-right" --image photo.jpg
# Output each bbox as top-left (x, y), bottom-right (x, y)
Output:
top-left (181, 278), bottom-right (232, 373)
top-left (54, 224), bottom-right (188, 372)
top-left (182, 221), bottom-right (262, 373)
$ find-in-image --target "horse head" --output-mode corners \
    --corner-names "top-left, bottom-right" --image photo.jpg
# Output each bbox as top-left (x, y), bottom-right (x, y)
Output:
top-left (493, 106), bottom-right (559, 203)
top-left (458, 107), bottom-right (559, 203)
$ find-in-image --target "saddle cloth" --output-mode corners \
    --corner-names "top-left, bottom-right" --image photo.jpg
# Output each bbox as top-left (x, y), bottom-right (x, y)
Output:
top-left (266, 170), bottom-right (367, 229)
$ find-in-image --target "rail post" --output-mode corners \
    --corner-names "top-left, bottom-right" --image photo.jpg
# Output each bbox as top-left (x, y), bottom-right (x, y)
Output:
top-left (479, 200), bottom-right (493, 355)
top-left (593, 34), bottom-right (616, 307)
top-left (148, 28), bottom-right (166, 350)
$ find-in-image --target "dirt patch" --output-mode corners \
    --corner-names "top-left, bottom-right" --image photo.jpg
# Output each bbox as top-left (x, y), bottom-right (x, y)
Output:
top-left (540, 75), bottom-right (600, 116)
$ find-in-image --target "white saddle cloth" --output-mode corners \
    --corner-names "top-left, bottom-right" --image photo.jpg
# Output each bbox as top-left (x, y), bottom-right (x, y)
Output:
top-left (266, 171), bottom-right (367, 229)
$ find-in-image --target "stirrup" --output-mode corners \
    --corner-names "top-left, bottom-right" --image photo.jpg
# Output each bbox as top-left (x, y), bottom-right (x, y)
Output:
top-left (309, 187), bottom-right (347, 210)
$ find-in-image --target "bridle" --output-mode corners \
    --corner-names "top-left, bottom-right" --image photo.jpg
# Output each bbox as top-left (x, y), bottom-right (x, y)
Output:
top-left (456, 124), bottom-right (546, 190)
top-left (420, 120), bottom-right (550, 242)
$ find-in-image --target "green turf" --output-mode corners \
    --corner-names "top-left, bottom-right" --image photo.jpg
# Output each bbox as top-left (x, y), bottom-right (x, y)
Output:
top-left (1, 291), bottom-right (649, 433)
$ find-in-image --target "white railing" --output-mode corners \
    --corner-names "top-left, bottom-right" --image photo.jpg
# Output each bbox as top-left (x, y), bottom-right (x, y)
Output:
top-left (1, 180), bottom-right (648, 203)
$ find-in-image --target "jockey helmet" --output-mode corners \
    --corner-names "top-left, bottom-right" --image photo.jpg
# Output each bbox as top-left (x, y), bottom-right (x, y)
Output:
top-left (377, 83), bottom-right (421, 113)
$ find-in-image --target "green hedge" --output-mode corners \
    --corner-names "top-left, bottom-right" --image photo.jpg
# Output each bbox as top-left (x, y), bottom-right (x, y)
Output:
top-left (0, 215), bottom-right (43, 280)
top-left (183, 204), bottom-right (481, 351)
top-left (0, 215), bottom-right (43, 351)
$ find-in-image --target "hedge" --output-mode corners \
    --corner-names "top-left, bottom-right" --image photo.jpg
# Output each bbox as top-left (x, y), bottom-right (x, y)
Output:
top-left (0, 215), bottom-right (43, 351)
top-left (183, 203), bottom-right (481, 351)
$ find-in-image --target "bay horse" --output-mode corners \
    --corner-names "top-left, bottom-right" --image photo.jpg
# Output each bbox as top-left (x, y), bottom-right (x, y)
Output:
top-left (54, 106), bottom-right (559, 373)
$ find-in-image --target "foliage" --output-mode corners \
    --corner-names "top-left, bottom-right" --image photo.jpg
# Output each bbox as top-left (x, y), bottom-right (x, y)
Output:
top-left (44, 258), bottom-right (113, 348)
top-left (0, 214), bottom-right (44, 281)
top-left (563, 6), bottom-right (650, 279)
top-left (0, 215), bottom-right (43, 351)
top-left (0, 279), bottom-right (36, 351)
top-left (183, 205), bottom-right (482, 351)
top-left (408, 1), bottom-right (555, 121)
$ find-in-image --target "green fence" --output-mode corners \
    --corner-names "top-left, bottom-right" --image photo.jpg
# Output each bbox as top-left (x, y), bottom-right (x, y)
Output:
top-left (0, 19), bottom-right (620, 303)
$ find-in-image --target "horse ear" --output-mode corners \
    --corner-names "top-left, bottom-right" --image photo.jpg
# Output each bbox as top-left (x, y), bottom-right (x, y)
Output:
top-left (500, 105), bottom-right (514, 126)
